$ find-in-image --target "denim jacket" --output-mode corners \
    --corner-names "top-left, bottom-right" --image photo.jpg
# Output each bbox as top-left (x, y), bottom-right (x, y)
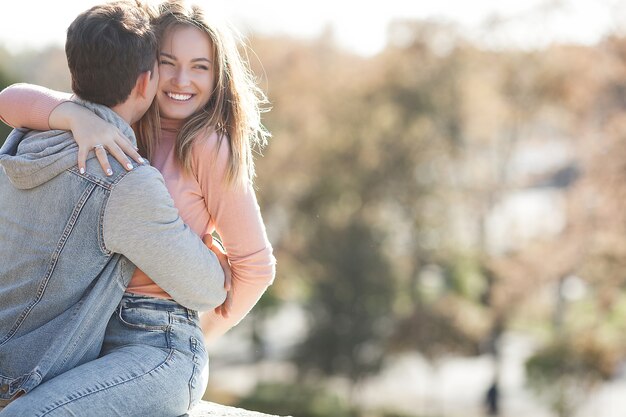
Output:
top-left (0, 100), bottom-right (225, 400)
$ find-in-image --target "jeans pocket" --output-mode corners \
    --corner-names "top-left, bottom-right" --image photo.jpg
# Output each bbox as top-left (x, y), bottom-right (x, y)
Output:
top-left (188, 336), bottom-right (208, 409)
top-left (116, 302), bottom-right (170, 332)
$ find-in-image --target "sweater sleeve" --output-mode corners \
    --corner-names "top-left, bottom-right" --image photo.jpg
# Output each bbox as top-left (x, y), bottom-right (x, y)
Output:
top-left (103, 165), bottom-right (227, 312)
top-left (193, 132), bottom-right (276, 343)
top-left (0, 83), bottom-right (71, 130)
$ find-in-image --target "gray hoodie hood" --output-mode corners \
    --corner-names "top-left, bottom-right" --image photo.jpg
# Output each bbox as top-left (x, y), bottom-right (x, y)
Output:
top-left (0, 99), bottom-right (136, 189)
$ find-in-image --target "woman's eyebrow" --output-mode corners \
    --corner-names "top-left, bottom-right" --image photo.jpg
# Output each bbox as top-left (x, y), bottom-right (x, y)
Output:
top-left (191, 57), bottom-right (212, 63)
top-left (160, 52), bottom-right (211, 64)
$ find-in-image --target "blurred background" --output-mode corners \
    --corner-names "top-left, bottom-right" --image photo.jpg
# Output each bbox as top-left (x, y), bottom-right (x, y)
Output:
top-left (3, 1), bottom-right (626, 416)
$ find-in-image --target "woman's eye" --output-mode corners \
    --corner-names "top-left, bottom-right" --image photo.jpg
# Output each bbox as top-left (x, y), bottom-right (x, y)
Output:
top-left (159, 60), bottom-right (174, 66)
top-left (194, 65), bottom-right (209, 70)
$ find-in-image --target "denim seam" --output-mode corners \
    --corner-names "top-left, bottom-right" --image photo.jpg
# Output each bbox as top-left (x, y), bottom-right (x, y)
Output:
top-left (68, 166), bottom-right (127, 191)
top-left (188, 336), bottom-right (202, 409)
top-left (98, 192), bottom-right (112, 255)
top-left (69, 165), bottom-right (131, 255)
top-left (0, 183), bottom-right (97, 347)
top-left (39, 347), bottom-right (176, 416)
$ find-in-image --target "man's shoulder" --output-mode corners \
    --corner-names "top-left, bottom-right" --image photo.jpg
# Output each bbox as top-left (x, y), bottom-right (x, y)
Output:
top-left (107, 162), bottom-right (179, 214)
top-left (102, 162), bottom-right (177, 250)
top-left (110, 163), bottom-right (165, 195)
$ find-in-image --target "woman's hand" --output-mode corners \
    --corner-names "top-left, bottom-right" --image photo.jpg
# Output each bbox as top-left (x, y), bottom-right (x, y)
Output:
top-left (49, 101), bottom-right (145, 175)
top-left (203, 234), bottom-right (233, 318)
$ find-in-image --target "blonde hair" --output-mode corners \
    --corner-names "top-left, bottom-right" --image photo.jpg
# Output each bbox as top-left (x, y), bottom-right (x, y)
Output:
top-left (137, 0), bottom-right (270, 187)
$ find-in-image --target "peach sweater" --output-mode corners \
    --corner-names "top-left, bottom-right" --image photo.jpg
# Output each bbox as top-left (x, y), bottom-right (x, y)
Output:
top-left (0, 84), bottom-right (276, 342)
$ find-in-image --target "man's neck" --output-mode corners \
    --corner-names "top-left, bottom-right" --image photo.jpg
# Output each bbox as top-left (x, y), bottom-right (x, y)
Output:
top-left (110, 102), bottom-right (135, 125)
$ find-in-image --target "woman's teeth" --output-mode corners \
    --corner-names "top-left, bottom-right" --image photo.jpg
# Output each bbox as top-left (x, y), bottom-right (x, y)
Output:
top-left (167, 92), bottom-right (193, 101)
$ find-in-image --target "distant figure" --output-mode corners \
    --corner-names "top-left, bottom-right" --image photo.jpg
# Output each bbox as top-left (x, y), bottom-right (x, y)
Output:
top-left (485, 382), bottom-right (499, 416)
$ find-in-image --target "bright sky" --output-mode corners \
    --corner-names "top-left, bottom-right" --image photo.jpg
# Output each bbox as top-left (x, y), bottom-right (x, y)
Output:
top-left (0, 0), bottom-right (623, 56)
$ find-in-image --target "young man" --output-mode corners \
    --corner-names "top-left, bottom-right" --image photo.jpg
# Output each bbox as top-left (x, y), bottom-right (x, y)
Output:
top-left (0, 1), bottom-right (225, 413)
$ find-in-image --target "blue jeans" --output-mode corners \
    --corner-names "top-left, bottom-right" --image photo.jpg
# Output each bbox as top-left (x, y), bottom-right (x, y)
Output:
top-left (0, 294), bottom-right (208, 417)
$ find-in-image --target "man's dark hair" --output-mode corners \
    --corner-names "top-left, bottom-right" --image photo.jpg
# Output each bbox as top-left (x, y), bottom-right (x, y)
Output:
top-left (65, 1), bottom-right (157, 107)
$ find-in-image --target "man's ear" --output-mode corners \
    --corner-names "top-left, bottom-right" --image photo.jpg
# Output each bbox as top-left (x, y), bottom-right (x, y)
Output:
top-left (134, 70), bottom-right (152, 98)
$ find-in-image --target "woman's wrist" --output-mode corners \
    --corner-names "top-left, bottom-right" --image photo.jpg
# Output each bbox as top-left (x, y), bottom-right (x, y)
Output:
top-left (48, 101), bottom-right (85, 131)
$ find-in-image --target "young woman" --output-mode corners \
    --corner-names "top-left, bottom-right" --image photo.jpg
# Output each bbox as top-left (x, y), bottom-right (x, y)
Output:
top-left (0, 1), bottom-right (275, 415)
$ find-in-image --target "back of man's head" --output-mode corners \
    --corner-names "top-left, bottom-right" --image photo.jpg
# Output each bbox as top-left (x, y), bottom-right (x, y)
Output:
top-left (65, 0), bottom-right (157, 107)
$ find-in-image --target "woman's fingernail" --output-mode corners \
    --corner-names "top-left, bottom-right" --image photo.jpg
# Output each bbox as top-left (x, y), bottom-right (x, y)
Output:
top-left (107, 168), bottom-right (113, 176)
top-left (79, 167), bottom-right (85, 174)
top-left (126, 163), bottom-right (133, 170)
top-left (138, 157), bottom-right (146, 164)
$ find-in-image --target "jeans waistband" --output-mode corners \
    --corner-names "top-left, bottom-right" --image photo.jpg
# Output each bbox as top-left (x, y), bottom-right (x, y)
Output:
top-left (122, 293), bottom-right (199, 321)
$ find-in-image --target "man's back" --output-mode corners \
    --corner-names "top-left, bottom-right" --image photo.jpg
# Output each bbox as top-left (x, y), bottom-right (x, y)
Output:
top-left (0, 101), bottom-right (226, 398)
top-left (0, 107), bottom-right (139, 395)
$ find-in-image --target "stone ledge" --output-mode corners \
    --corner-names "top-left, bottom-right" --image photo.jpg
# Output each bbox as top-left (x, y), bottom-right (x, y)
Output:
top-left (189, 400), bottom-right (290, 417)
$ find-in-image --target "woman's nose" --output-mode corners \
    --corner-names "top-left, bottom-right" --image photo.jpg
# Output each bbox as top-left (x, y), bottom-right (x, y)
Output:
top-left (173, 68), bottom-right (191, 88)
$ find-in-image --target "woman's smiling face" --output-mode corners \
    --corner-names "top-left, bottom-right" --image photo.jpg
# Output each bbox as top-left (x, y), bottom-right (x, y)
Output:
top-left (157, 25), bottom-right (215, 120)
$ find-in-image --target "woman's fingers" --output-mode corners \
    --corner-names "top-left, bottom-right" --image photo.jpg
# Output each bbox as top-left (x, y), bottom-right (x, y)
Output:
top-left (203, 234), bottom-right (232, 319)
top-left (64, 104), bottom-right (145, 173)
top-left (93, 144), bottom-right (113, 176)
top-left (106, 141), bottom-right (135, 171)
top-left (100, 133), bottom-right (145, 172)
top-left (222, 256), bottom-right (232, 291)
top-left (77, 146), bottom-right (89, 174)
top-left (208, 238), bottom-right (232, 291)
top-left (116, 133), bottom-right (145, 165)
top-left (79, 136), bottom-right (145, 175)
top-left (225, 289), bottom-right (233, 314)
top-left (218, 248), bottom-right (231, 291)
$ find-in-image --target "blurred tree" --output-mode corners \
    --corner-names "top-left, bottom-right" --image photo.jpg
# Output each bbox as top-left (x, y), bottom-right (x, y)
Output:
top-left (293, 218), bottom-right (395, 383)
top-left (513, 37), bottom-right (626, 416)
top-left (250, 22), bottom-right (456, 397)
top-left (237, 382), bottom-right (358, 417)
top-left (526, 338), bottom-right (612, 417)
top-left (250, 24), bottom-right (514, 415)
top-left (247, 24), bottom-right (626, 416)
top-left (518, 36), bottom-right (626, 415)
